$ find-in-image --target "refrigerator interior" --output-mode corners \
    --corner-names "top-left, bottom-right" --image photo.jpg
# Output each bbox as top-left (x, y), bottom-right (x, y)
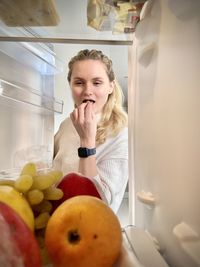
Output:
top-left (0, 0), bottom-right (200, 267)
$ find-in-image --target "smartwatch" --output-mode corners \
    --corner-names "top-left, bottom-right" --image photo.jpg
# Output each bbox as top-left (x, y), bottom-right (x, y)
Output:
top-left (78, 147), bottom-right (96, 158)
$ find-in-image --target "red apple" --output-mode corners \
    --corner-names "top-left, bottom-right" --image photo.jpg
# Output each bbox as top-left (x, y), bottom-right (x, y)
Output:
top-left (52, 172), bottom-right (102, 209)
top-left (0, 201), bottom-right (42, 267)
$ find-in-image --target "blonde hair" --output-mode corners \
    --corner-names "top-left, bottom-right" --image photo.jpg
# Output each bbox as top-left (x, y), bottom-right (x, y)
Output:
top-left (68, 49), bottom-right (128, 145)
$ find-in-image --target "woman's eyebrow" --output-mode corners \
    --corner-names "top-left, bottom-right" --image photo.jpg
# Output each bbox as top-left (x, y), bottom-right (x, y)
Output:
top-left (72, 77), bottom-right (84, 80)
top-left (92, 77), bottom-right (103, 80)
top-left (72, 77), bottom-right (103, 81)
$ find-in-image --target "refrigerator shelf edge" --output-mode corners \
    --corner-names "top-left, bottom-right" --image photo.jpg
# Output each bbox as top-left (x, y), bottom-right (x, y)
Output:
top-left (0, 79), bottom-right (63, 114)
top-left (0, 22), bottom-right (63, 75)
top-left (123, 225), bottom-right (169, 267)
top-left (0, 165), bottom-right (53, 181)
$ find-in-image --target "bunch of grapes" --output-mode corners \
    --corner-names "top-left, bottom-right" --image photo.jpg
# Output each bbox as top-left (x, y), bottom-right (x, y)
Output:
top-left (14, 163), bottom-right (63, 225)
top-left (10, 162), bottom-right (63, 264)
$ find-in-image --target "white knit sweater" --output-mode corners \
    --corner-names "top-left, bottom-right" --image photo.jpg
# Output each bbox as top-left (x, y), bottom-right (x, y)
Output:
top-left (53, 117), bottom-right (128, 213)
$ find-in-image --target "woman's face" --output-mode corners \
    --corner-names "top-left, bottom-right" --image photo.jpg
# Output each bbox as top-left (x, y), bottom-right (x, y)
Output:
top-left (69, 59), bottom-right (114, 114)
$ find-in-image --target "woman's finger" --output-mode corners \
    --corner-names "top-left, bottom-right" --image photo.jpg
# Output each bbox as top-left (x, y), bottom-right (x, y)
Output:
top-left (76, 103), bottom-right (87, 124)
top-left (84, 101), bottom-right (94, 122)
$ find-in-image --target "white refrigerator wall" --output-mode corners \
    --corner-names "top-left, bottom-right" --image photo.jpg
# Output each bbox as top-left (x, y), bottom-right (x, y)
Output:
top-left (129, 0), bottom-right (200, 266)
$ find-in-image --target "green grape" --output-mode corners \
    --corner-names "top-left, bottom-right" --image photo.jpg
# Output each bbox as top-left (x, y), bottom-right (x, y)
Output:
top-left (27, 189), bottom-right (44, 205)
top-left (20, 162), bottom-right (37, 177)
top-left (34, 212), bottom-right (50, 229)
top-left (14, 174), bottom-right (33, 193)
top-left (40, 245), bottom-right (51, 266)
top-left (43, 187), bottom-right (64, 200)
top-left (32, 199), bottom-right (53, 213)
top-left (35, 232), bottom-right (51, 265)
top-left (47, 170), bottom-right (63, 184)
top-left (31, 174), bottom-right (55, 190)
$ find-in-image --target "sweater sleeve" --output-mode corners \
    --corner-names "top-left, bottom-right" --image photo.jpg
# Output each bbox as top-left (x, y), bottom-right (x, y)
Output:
top-left (90, 127), bottom-right (128, 213)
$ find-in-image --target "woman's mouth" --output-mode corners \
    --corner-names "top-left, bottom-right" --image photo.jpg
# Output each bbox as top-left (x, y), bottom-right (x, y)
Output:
top-left (82, 99), bottom-right (95, 104)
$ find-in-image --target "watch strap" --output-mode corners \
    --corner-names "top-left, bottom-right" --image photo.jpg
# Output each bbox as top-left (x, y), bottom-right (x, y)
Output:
top-left (78, 147), bottom-right (96, 158)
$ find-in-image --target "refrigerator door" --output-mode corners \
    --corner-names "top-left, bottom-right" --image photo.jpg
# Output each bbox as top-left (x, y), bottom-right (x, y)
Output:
top-left (129, 0), bottom-right (200, 266)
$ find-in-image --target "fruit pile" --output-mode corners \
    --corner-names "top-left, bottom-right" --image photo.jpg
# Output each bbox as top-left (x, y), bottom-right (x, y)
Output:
top-left (0, 162), bottom-right (64, 266)
top-left (0, 162), bottom-right (123, 267)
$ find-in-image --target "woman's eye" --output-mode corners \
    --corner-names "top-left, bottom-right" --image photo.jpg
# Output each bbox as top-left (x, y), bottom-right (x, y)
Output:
top-left (93, 81), bottom-right (102, 86)
top-left (74, 81), bottom-right (83, 85)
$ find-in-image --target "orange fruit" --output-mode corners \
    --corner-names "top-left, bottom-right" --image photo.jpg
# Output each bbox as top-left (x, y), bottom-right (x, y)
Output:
top-left (45, 196), bottom-right (122, 267)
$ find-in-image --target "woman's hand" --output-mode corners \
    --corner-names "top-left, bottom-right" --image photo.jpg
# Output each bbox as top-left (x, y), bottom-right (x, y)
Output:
top-left (70, 101), bottom-right (97, 148)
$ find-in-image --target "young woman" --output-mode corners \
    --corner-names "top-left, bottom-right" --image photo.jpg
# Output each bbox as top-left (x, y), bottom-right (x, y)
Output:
top-left (53, 49), bottom-right (128, 213)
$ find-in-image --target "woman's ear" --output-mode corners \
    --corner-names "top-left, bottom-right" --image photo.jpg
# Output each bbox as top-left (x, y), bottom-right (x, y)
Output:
top-left (109, 80), bottom-right (115, 94)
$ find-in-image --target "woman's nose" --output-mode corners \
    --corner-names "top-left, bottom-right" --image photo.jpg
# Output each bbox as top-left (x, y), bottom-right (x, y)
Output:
top-left (84, 83), bottom-right (93, 95)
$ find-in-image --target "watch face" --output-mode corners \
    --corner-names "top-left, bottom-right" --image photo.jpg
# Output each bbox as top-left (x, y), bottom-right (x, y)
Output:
top-left (78, 147), bottom-right (96, 158)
